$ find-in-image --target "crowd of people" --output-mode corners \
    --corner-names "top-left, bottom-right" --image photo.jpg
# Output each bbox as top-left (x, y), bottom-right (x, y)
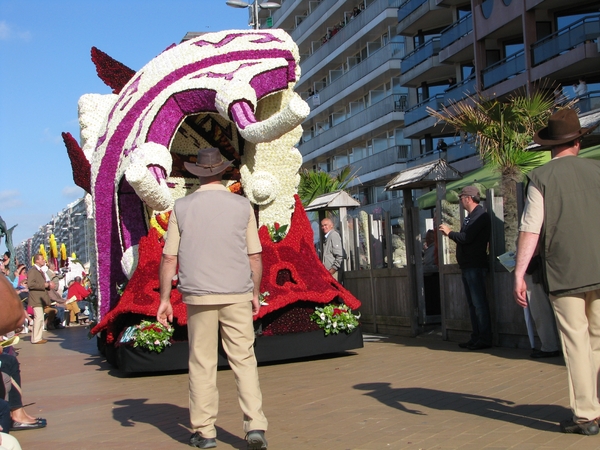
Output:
top-left (0, 250), bottom-right (98, 448)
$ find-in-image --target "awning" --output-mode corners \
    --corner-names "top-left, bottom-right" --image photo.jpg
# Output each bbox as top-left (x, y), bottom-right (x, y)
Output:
top-left (416, 143), bottom-right (600, 209)
top-left (385, 159), bottom-right (463, 191)
top-left (304, 190), bottom-right (360, 211)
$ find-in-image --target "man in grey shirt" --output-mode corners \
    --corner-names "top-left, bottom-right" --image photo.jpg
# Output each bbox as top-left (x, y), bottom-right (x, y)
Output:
top-left (320, 218), bottom-right (343, 281)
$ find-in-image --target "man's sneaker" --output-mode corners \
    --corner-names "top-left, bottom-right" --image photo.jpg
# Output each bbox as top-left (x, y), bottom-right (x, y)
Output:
top-left (560, 418), bottom-right (599, 435)
top-left (246, 430), bottom-right (268, 449)
top-left (189, 432), bottom-right (217, 448)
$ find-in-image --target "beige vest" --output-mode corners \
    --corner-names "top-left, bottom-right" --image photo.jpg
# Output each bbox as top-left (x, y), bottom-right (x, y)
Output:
top-left (174, 188), bottom-right (254, 298)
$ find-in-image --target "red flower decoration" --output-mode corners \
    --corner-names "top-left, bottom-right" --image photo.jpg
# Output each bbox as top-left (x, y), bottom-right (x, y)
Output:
top-left (62, 132), bottom-right (92, 194)
top-left (91, 227), bottom-right (186, 343)
top-left (91, 47), bottom-right (136, 95)
top-left (256, 195), bottom-right (361, 318)
top-left (92, 195), bottom-right (361, 343)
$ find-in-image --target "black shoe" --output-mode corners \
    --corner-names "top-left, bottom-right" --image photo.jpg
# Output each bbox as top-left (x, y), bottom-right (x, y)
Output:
top-left (560, 418), bottom-right (599, 435)
top-left (189, 432), bottom-right (217, 448)
top-left (458, 341), bottom-right (474, 348)
top-left (466, 341), bottom-right (492, 350)
top-left (530, 349), bottom-right (561, 359)
top-left (246, 430), bottom-right (268, 450)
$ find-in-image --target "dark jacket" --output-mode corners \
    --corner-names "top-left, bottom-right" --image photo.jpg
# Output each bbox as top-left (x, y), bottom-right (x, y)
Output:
top-left (448, 204), bottom-right (490, 269)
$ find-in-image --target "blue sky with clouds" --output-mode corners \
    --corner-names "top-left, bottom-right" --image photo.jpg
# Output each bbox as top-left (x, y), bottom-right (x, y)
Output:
top-left (0, 0), bottom-right (249, 247)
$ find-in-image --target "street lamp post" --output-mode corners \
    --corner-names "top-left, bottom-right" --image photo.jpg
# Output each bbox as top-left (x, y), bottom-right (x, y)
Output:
top-left (225, 0), bottom-right (281, 30)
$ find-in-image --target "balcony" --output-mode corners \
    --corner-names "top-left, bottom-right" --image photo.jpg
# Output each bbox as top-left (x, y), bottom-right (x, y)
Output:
top-left (299, 0), bottom-right (403, 80)
top-left (532, 14), bottom-right (600, 66)
top-left (402, 38), bottom-right (441, 72)
top-left (481, 50), bottom-right (525, 90)
top-left (405, 93), bottom-right (445, 126)
top-left (397, 0), bottom-right (453, 36)
top-left (406, 142), bottom-right (477, 168)
top-left (305, 41), bottom-right (405, 116)
top-left (299, 94), bottom-right (405, 161)
top-left (576, 90), bottom-right (600, 115)
top-left (440, 13), bottom-right (472, 49)
top-left (443, 76), bottom-right (476, 104)
top-left (400, 38), bottom-right (455, 87)
top-left (343, 145), bottom-right (412, 179)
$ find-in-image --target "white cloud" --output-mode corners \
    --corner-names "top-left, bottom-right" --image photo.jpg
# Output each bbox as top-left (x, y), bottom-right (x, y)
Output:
top-left (0, 22), bottom-right (9, 40)
top-left (62, 186), bottom-right (83, 198)
top-left (0, 21), bottom-right (31, 41)
top-left (0, 190), bottom-right (23, 210)
top-left (41, 128), bottom-right (63, 145)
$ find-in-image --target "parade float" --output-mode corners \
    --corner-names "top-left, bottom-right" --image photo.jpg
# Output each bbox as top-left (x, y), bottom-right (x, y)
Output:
top-left (62, 29), bottom-right (363, 373)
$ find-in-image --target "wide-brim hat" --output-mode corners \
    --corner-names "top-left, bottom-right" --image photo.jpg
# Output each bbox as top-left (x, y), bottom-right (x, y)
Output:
top-left (184, 147), bottom-right (233, 177)
top-left (533, 109), bottom-right (598, 146)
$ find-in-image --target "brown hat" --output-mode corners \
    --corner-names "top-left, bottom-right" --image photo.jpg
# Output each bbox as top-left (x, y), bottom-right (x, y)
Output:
top-left (184, 147), bottom-right (233, 178)
top-left (533, 109), bottom-right (598, 146)
top-left (460, 186), bottom-right (479, 198)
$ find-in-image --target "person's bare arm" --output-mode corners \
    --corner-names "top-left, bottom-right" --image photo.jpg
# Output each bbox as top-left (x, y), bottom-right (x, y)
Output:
top-left (514, 231), bottom-right (540, 308)
top-left (248, 253), bottom-right (263, 315)
top-left (157, 254), bottom-right (177, 327)
top-left (0, 275), bottom-right (26, 334)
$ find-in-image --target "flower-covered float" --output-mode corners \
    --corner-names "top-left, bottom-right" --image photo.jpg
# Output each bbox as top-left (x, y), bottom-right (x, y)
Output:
top-left (62, 29), bottom-right (363, 373)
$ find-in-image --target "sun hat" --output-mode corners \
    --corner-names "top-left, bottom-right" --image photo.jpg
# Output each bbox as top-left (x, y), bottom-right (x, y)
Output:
top-left (184, 147), bottom-right (233, 177)
top-left (533, 109), bottom-right (598, 146)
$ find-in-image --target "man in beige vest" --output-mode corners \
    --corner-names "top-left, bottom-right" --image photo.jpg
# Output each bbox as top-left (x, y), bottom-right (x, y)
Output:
top-left (514, 109), bottom-right (600, 435)
top-left (157, 148), bottom-right (268, 449)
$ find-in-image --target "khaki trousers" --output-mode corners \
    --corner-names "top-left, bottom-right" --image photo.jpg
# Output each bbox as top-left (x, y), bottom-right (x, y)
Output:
top-left (32, 306), bottom-right (44, 343)
top-left (187, 302), bottom-right (268, 438)
top-left (551, 289), bottom-right (600, 422)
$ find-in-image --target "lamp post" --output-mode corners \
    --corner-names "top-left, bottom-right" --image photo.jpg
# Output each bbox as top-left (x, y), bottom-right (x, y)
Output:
top-left (225, 0), bottom-right (281, 30)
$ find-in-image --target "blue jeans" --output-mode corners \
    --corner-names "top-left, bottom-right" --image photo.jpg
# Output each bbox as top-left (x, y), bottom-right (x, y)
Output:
top-left (461, 267), bottom-right (492, 345)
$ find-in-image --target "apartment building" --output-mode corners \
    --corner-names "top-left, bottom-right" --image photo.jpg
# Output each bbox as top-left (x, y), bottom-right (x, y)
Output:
top-left (16, 197), bottom-right (93, 268)
top-left (399, 0), bottom-right (600, 171)
top-left (268, 0), bottom-right (599, 219)
top-left (270, 0), bottom-right (411, 222)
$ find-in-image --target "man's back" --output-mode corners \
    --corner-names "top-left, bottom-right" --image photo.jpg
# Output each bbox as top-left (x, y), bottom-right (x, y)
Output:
top-left (529, 156), bottom-right (600, 294)
top-left (175, 187), bottom-right (254, 297)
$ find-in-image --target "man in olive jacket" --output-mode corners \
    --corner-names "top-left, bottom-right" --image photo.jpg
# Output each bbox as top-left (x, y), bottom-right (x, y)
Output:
top-left (514, 109), bottom-right (600, 435)
top-left (27, 254), bottom-right (54, 344)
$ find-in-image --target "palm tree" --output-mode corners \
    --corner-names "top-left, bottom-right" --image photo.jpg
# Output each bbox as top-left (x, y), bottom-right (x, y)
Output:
top-left (428, 87), bottom-right (572, 251)
top-left (298, 165), bottom-right (356, 207)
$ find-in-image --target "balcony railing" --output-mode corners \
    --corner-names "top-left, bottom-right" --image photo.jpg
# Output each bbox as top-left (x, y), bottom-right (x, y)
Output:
top-left (299, 94), bottom-right (405, 157)
top-left (401, 38), bottom-right (441, 72)
top-left (290, 0), bottom-right (337, 41)
top-left (398, 0), bottom-right (427, 23)
top-left (406, 142), bottom-right (477, 168)
top-left (443, 76), bottom-right (476, 105)
top-left (481, 50), bottom-right (525, 90)
top-left (300, 0), bottom-right (403, 75)
top-left (405, 93), bottom-right (445, 126)
top-left (305, 41), bottom-right (405, 111)
top-left (440, 13), bottom-right (473, 49)
top-left (575, 90), bottom-right (600, 114)
top-left (532, 14), bottom-right (600, 66)
top-left (347, 145), bottom-right (412, 178)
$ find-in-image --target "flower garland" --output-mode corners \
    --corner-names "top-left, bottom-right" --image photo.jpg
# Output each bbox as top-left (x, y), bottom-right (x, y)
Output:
top-left (266, 223), bottom-right (288, 242)
top-left (120, 320), bottom-right (174, 353)
top-left (310, 304), bottom-right (360, 336)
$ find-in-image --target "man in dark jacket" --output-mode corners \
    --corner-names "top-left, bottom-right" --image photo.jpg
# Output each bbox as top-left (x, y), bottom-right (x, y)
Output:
top-left (440, 186), bottom-right (491, 350)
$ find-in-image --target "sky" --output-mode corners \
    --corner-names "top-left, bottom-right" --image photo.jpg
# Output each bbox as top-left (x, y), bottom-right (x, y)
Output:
top-left (0, 0), bottom-right (250, 248)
